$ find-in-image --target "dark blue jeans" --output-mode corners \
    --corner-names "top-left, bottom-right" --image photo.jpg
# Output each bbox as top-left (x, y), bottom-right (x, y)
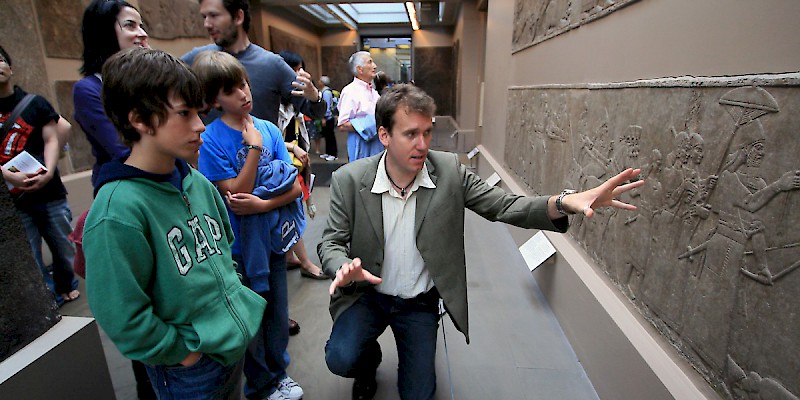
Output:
top-left (321, 117), bottom-right (337, 156)
top-left (233, 252), bottom-right (291, 399)
top-left (144, 355), bottom-right (243, 400)
top-left (15, 199), bottom-right (78, 304)
top-left (325, 289), bottom-right (441, 400)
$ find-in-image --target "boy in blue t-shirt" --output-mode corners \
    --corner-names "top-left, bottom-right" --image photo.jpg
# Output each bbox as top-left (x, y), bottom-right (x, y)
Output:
top-left (192, 50), bottom-right (305, 400)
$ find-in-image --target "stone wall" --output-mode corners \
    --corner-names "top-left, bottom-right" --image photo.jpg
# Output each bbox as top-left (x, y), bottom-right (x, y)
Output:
top-left (35, 0), bottom-right (89, 60)
top-left (138, 0), bottom-right (206, 39)
top-left (504, 74), bottom-right (800, 399)
top-left (0, 179), bottom-right (61, 362)
top-left (1, 0), bottom-right (56, 101)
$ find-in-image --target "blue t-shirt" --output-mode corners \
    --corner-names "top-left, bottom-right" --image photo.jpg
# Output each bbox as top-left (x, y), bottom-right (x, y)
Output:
top-left (198, 116), bottom-right (292, 255)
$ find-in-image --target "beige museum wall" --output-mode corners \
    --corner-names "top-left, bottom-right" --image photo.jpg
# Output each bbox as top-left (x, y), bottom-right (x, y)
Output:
top-left (452, 0), bottom-right (486, 134)
top-left (321, 29), bottom-right (360, 48)
top-left (482, 0), bottom-right (800, 159)
top-left (478, 0), bottom-right (800, 399)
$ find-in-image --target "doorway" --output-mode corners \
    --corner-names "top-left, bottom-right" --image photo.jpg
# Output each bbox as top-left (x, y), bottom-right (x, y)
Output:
top-left (362, 37), bottom-right (412, 84)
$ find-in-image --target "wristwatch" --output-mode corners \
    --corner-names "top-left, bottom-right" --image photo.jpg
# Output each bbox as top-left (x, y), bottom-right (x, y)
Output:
top-left (555, 189), bottom-right (576, 216)
top-left (245, 144), bottom-right (262, 152)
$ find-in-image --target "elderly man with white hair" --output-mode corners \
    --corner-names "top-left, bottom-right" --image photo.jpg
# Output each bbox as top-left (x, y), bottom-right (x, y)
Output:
top-left (337, 51), bottom-right (383, 161)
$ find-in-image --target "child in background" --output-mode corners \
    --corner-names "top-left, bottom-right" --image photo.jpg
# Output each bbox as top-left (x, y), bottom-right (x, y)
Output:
top-left (83, 47), bottom-right (266, 400)
top-left (192, 50), bottom-right (305, 400)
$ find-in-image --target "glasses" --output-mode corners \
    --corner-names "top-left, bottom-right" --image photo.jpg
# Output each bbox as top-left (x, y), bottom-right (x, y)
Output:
top-left (117, 19), bottom-right (147, 33)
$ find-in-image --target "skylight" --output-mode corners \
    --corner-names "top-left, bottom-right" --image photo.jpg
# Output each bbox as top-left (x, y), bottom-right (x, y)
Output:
top-left (299, 3), bottom-right (412, 27)
top-left (342, 3), bottom-right (409, 24)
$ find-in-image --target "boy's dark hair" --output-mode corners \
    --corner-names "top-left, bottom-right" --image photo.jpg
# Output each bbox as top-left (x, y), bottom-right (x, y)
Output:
top-left (375, 84), bottom-right (436, 133)
top-left (278, 50), bottom-right (304, 71)
top-left (80, 0), bottom-right (138, 76)
top-left (102, 47), bottom-right (204, 145)
top-left (201, 0), bottom-right (250, 32)
top-left (191, 51), bottom-right (250, 108)
top-left (0, 45), bottom-right (12, 66)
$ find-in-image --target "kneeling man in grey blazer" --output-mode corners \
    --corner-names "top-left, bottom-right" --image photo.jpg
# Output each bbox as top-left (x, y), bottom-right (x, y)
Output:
top-left (318, 84), bottom-right (644, 400)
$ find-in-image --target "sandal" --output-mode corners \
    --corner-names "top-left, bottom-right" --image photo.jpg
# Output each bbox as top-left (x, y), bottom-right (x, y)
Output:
top-left (61, 289), bottom-right (81, 303)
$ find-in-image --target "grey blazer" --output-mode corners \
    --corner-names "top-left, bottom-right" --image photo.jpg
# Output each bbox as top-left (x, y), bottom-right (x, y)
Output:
top-left (318, 150), bottom-right (568, 342)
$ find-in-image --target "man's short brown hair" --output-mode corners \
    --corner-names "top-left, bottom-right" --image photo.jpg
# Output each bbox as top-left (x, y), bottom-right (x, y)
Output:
top-left (375, 84), bottom-right (436, 133)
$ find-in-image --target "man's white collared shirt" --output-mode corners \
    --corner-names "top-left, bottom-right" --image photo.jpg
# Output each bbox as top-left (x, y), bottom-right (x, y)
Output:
top-left (371, 154), bottom-right (436, 298)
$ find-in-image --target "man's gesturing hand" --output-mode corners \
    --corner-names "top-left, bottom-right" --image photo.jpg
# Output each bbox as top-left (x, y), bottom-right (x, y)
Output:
top-left (563, 168), bottom-right (645, 218)
top-left (329, 257), bottom-right (383, 295)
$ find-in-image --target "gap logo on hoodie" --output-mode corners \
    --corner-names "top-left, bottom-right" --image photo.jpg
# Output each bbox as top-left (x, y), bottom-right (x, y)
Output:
top-left (167, 214), bottom-right (224, 275)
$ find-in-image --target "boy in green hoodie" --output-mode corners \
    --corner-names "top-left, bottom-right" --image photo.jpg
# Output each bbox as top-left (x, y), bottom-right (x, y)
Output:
top-left (83, 47), bottom-right (266, 400)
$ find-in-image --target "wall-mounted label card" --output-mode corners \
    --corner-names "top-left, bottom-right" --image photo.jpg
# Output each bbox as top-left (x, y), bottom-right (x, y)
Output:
top-left (519, 231), bottom-right (556, 271)
top-left (467, 147), bottom-right (480, 159)
top-left (485, 172), bottom-right (501, 187)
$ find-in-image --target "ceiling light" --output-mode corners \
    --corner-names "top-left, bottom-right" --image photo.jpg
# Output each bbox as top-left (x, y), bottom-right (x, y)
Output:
top-left (405, 2), bottom-right (420, 31)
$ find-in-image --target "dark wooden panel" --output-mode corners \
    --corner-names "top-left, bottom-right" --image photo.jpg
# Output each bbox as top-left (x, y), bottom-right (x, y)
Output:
top-left (322, 45), bottom-right (358, 92)
top-left (414, 46), bottom-right (454, 117)
top-left (270, 26), bottom-right (320, 83)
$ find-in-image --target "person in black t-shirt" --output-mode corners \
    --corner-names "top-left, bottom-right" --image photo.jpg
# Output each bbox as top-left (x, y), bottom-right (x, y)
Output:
top-left (0, 45), bottom-right (79, 306)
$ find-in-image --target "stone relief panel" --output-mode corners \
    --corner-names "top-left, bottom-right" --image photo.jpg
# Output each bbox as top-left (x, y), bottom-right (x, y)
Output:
top-left (34, 0), bottom-right (88, 59)
top-left (34, 0), bottom-right (206, 58)
top-left (138, 0), bottom-right (206, 39)
top-left (269, 27), bottom-right (320, 83)
top-left (505, 75), bottom-right (800, 399)
top-left (512, 0), bottom-right (642, 53)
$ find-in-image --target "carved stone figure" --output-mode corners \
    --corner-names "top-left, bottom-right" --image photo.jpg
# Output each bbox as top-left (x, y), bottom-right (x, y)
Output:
top-left (726, 356), bottom-right (799, 400)
top-left (504, 81), bottom-right (800, 398)
top-left (541, 0), bottom-right (572, 36)
top-left (680, 119), bottom-right (799, 369)
top-left (512, 0), bottom-right (641, 50)
top-left (582, 0), bottom-right (616, 18)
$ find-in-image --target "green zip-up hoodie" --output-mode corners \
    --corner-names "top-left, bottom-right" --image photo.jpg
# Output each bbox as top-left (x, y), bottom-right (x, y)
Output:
top-left (84, 159), bottom-right (266, 367)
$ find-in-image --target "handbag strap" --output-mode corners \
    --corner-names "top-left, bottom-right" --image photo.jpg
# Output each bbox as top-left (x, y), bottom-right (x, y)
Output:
top-left (1, 94), bottom-right (36, 141)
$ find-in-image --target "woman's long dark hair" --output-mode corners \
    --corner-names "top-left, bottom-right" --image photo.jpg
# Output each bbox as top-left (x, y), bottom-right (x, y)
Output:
top-left (279, 50), bottom-right (305, 72)
top-left (79, 0), bottom-right (137, 76)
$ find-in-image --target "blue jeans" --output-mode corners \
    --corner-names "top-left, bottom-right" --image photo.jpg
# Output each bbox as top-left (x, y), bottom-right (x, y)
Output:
top-left (144, 355), bottom-right (243, 400)
top-left (325, 289), bottom-right (441, 400)
top-left (233, 253), bottom-right (291, 399)
top-left (15, 199), bottom-right (78, 304)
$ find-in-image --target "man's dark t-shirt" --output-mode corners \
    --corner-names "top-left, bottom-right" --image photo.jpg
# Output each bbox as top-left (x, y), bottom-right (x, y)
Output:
top-left (0, 86), bottom-right (67, 206)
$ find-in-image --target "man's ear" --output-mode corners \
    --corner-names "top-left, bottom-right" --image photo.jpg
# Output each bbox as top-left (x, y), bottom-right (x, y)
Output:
top-left (128, 110), bottom-right (151, 136)
top-left (378, 126), bottom-right (390, 147)
top-left (233, 9), bottom-right (245, 28)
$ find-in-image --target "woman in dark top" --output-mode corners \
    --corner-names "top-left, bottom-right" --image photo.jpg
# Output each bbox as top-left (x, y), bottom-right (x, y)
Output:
top-left (73, 0), bottom-right (149, 187)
